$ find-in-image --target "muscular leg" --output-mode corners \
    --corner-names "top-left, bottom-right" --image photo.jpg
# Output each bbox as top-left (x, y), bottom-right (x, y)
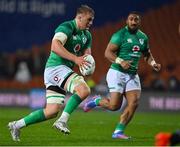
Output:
top-left (112, 90), bottom-right (140, 138)
top-left (13, 90), bottom-right (63, 129)
top-left (21, 103), bottom-right (61, 127)
top-left (64, 73), bottom-right (90, 115)
top-left (99, 92), bottom-right (123, 111)
top-left (43, 104), bottom-right (62, 119)
top-left (83, 92), bottom-right (124, 112)
top-left (120, 90), bottom-right (140, 125)
top-left (8, 90), bottom-right (63, 141)
top-left (56, 74), bottom-right (90, 124)
top-left (63, 83), bottom-right (90, 114)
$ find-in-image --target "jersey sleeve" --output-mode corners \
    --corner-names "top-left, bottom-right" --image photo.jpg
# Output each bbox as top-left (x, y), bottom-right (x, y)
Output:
top-left (84, 31), bottom-right (92, 49)
top-left (110, 31), bottom-right (123, 47)
top-left (55, 23), bottom-right (73, 38)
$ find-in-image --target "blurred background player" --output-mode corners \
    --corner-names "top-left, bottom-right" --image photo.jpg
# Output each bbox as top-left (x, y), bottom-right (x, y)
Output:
top-left (155, 130), bottom-right (180, 146)
top-left (8, 5), bottom-right (95, 141)
top-left (84, 12), bottom-right (161, 139)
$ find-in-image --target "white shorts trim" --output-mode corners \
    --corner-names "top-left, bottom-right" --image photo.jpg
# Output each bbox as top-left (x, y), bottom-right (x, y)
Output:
top-left (46, 90), bottom-right (65, 104)
top-left (44, 65), bottom-right (73, 88)
top-left (47, 98), bottom-right (64, 104)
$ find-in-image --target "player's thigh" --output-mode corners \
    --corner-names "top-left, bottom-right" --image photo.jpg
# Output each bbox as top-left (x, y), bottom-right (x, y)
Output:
top-left (109, 92), bottom-right (123, 108)
top-left (44, 103), bottom-right (62, 118)
top-left (74, 83), bottom-right (90, 99)
top-left (44, 89), bottom-right (65, 118)
top-left (125, 90), bottom-right (141, 106)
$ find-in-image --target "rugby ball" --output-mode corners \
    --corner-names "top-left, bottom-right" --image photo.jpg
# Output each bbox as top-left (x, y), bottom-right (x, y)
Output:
top-left (79, 54), bottom-right (95, 76)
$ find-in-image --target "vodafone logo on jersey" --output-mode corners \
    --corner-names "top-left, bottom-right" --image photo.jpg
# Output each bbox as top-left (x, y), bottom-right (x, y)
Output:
top-left (74, 44), bottom-right (81, 53)
top-left (132, 45), bottom-right (140, 53)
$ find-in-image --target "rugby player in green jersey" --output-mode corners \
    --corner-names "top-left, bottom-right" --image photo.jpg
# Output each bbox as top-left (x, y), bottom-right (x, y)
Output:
top-left (8, 5), bottom-right (95, 141)
top-left (84, 12), bottom-right (161, 139)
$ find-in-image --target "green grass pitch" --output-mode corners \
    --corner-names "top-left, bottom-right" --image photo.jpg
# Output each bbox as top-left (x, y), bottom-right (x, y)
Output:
top-left (0, 107), bottom-right (179, 146)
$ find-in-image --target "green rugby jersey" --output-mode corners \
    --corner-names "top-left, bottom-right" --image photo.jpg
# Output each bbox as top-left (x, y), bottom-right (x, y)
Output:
top-left (46, 20), bottom-right (92, 68)
top-left (110, 26), bottom-right (149, 74)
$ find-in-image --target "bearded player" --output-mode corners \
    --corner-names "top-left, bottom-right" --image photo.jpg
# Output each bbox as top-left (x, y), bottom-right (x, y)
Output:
top-left (84, 12), bottom-right (161, 139)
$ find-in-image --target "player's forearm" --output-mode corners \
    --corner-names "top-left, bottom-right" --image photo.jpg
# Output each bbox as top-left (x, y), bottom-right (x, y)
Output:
top-left (51, 39), bottom-right (76, 62)
top-left (143, 50), bottom-right (156, 67)
top-left (105, 43), bottom-right (120, 63)
top-left (144, 54), bottom-right (156, 67)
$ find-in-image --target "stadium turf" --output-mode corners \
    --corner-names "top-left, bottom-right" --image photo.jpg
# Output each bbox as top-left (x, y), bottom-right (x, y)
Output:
top-left (0, 107), bottom-right (179, 146)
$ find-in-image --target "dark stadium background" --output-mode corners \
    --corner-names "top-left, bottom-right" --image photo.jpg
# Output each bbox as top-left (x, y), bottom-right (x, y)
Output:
top-left (0, 0), bottom-right (179, 146)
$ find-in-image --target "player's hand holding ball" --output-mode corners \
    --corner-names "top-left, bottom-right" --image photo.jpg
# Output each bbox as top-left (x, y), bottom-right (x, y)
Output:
top-left (79, 54), bottom-right (95, 76)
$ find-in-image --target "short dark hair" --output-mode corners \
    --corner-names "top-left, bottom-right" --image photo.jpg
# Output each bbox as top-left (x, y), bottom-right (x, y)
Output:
top-left (76, 5), bottom-right (95, 16)
top-left (128, 11), bottom-right (141, 18)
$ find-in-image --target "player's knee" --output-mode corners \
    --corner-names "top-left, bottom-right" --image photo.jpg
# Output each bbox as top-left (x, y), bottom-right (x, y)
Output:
top-left (48, 112), bottom-right (59, 119)
top-left (75, 84), bottom-right (91, 100)
top-left (44, 109), bottom-right (59, 119)
top-left (44, 105), bottom-right (61, 119)
top-left (67, 74), bottom-right (91, 98)
top-left (109, 104), bottom-right (120, 111)
top-left (128, 100), bottom-right (139, 110)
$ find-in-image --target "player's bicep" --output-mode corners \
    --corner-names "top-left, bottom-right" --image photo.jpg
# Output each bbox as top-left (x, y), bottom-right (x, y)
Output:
top-left (51, 39), bottom-right (64, 52)
top-left (105, 42), bottom-right (119, 62)
top-left (106, 43), bottom-right (119, 53)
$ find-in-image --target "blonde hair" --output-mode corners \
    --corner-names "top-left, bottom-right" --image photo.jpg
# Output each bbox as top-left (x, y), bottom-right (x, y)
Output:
top-left (76, 5), bottom-right (95, 16)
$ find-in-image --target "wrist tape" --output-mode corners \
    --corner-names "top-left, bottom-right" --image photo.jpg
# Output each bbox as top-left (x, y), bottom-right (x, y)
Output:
top-left (115, 57), bottom-right (124, 64)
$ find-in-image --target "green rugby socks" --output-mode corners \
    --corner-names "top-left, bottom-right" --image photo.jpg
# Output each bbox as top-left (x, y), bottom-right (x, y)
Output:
top-left (58, 94), bottom-right (82, 123)
top-left (64, 94), bottom-right (82, 114)
top-left (114, 123), bottom-right (126, 133)
top-left (24, 109), bottom-right (46, 126)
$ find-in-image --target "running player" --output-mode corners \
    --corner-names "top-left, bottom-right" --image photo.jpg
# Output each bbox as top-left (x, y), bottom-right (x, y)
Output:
top-left (84, 12), bottom-right (161, 139)
top-left (8, 5), bottom-right (95, 141)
